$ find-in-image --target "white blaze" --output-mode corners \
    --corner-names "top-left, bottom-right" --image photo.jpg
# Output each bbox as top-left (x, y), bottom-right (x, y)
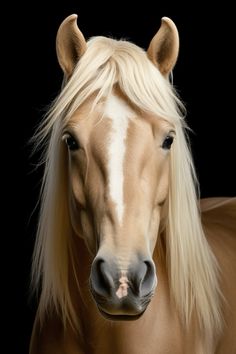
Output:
top-left (104, 94), bottom-right (132, 224)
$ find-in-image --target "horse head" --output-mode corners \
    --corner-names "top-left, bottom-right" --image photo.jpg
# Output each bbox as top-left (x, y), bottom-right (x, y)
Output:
top-left (56, 15), bottom-right (179, 320)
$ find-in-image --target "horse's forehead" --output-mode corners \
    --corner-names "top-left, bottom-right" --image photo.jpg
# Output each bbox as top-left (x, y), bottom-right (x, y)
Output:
top-left (103, 94), bottom-right (136, 123)
top-left (70, 93), bottom-right (135, 132)
top-left (70, 94), bottom-right (137, 149)
top-left (69, 92), bottom-right (168, 147)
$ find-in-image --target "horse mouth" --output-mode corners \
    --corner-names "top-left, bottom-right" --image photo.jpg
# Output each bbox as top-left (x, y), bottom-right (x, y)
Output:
top-left (90, 281), bottom-right (153, 321)
top-left (98, 307), bottom-right (145, 321)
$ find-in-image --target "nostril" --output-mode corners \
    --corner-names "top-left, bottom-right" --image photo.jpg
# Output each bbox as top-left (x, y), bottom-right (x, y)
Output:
top-left (98, 260), bottom-right (114, 289)
top-left (131, 260), bottom-right (156, 297)
top-left (141, 260), bottom-right (156, 296)
top-left (90, 258), bottom-right (114, 297)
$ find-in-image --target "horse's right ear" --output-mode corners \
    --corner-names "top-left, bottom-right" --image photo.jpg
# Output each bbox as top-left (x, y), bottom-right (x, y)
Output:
top-left (56, 14), bottom-right (87, 78)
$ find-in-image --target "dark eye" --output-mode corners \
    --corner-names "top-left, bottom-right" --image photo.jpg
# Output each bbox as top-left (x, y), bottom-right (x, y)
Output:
top-left (63, 133), bottom-right (79, 151)
top-left (162, 135), bottom-right (174, 150)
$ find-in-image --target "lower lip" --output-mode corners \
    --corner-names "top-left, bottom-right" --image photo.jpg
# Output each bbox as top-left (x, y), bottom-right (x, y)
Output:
top-left (98, 308), bottom-right (145, 321)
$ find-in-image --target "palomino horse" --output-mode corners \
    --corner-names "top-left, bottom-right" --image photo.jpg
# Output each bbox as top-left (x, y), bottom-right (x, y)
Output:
top-left (30, 14), bottom-right (236, 354)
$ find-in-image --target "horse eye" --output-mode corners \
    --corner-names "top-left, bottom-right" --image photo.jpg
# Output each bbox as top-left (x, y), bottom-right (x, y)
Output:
top-left (63, 133), bottom-right (79, 151)
top-left (162, 135), bottom-right (174, 150)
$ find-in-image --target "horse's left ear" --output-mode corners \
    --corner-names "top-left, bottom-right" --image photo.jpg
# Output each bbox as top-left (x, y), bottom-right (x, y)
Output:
top-left (56, 14), bottom-right (87, 78)
top-left (147, 17), bottom-right (179, 77)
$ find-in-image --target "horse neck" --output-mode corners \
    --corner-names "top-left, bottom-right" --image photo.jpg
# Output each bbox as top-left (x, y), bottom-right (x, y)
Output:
top-left (154, 230), bottom-right (167, 268)
top-left (68, 234), bottom-right (93, 307)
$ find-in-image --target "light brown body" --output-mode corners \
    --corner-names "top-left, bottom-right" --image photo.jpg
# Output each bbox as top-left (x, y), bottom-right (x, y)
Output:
top-left (30, 198), bottom-right (236, 354)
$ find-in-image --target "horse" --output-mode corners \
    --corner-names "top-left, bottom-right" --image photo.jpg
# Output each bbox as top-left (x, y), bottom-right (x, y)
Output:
top-left (29, 14), bottom-right (236, 354)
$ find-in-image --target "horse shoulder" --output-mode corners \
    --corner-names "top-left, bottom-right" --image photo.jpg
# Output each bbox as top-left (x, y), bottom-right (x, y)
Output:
top-left (201, 197), bottom-right (236, 354)
top-left (29, 310), bottom-right (85, 354)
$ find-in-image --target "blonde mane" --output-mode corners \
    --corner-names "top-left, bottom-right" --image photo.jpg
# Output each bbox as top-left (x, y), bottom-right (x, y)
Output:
top-left (32, 36), bottom-right (222, 339)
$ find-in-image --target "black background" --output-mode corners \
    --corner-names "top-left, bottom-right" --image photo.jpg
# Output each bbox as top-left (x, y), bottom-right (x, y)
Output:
top-left (10, 2), bottom-right (235, 353)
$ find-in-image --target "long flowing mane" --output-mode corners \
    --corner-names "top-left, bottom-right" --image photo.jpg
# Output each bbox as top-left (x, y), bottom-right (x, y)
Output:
top-left (32, 36), bottom-right (222, 340)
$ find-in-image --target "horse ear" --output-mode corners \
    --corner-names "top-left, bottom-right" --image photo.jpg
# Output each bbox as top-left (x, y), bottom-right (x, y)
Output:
top-left (56, 14), bottom-right (87, 78)
top-left (147, 17), bottom-right (179, 77)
